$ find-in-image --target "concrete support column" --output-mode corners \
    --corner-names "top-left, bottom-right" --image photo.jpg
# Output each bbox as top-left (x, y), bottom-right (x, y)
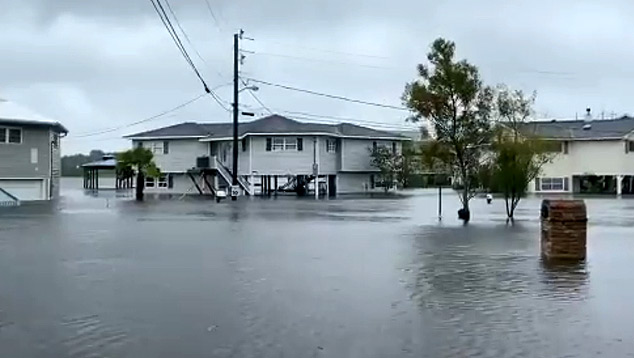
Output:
top-left (617, 175), bottom-right (623, 196)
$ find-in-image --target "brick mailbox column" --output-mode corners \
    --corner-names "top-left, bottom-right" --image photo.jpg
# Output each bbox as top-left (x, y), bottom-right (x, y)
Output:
top-left (541, 199), bottom-right (587, 260)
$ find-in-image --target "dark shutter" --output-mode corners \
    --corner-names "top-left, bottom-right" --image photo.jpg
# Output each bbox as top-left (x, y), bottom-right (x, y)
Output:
top-left (336, 139), bottom-right (341, 152)
top-left (373, 141), bottom-right (377, 151)
top-left (168, 174), bottom-right (174, 188)
top-left (626, 141), bottom-right (630, 154)
top-left (242, 137), bottom-right (247, 152)
top-left (297, 138), bottom-right (303, 151)
top-left (392, 142), bottom-right (397, 154)
top-left (163, 141), bottom-right (169, 154)
top-left (563, 141), bottom-right (569, 154)
top-left (266, 138), bottom-right (272, 151)
top-left (535, 178), bottom-right (541, 191)
top-left (564, 177), bottom-right (569, 191)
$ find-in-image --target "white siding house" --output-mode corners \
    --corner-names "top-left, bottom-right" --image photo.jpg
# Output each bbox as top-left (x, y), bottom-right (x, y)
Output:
top-left (125, 115), bottom-right (408, 196)
top-left (523, 116), bottom-right (634, 195)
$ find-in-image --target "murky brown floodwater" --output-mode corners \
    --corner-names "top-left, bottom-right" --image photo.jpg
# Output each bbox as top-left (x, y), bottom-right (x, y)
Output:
top-left (1, 178), bottom-right (634, 357)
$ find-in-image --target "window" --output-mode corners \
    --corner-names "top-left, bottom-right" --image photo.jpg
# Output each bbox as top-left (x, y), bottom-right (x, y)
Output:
top-left (145, 176), bottom-right (155, 188)
top-left (136, 141), bottom-right (143, 148)
top-left (8, 129), bottom-right (21, 144)
top-left (540, 177), bottom-right (564, 191)
top-left (284, 138), bottom-right (297, 150)
top-left (151, 142), bottom-right (163, 154)
top-left (163, 141), bottom-right (169, 154)
top-left (543, 141), bottom-right (563, 153)
top-left (272, 138), bottom-right (285, 151)
top-left (269, 137), bottom-right (299, 151)
top-left (0, 127), bottom-right (22, 144)
top-left (326, 139), bottom-right (337, 153)
top-left (157, 175), bottom-right (168, 188)
top-left (628, 141), bottom-right (634, 153)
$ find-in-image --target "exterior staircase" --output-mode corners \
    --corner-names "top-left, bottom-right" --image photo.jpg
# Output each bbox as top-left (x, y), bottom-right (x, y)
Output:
top-left (0, 187), bottom-right (20, 207)
top-left (215, 158), bottom-right (253, 195)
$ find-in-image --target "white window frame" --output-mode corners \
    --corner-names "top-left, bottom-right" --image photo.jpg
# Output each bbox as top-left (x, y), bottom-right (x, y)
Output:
top-left (540, 177), bottom-right (564, 191)
top-left (151, 142), bottom-right (164, 155)
top-left (0, 126), bottom-right (23, 145)
top-left (145, 176), bottom-right (156, 188)
top-left (326, 139), bottom-right (337, 153)
top-left (157, 174), bottom-right (168, 188)
top-left (271, 137), bottom-right (299, 151)
top-left (272, 138), bottom-right (285, 151)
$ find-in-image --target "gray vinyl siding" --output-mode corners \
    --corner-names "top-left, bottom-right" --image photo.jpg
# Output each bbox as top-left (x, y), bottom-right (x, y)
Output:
top-left (340, 139), bottom-right (400, 172)
top-left (248, 136), bottom-right (339, 175)
top-left (338, 173), bottom-right (374, 193)
top-left (0, 125), bottom-right (51, 179)
top-left (133, 139), bottom-right (209, 173)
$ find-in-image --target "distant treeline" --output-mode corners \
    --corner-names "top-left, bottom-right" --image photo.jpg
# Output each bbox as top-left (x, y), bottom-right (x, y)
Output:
top-left (62, 150), bottom-right (113, 176)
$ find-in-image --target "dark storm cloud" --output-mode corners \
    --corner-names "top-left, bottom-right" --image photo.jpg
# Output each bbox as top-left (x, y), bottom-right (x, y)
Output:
top-left (1, 0), bottom-right (633, 153)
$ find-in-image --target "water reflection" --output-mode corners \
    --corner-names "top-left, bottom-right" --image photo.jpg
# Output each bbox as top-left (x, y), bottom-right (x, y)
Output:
top-left (539, 259), bottom-right (589, 300)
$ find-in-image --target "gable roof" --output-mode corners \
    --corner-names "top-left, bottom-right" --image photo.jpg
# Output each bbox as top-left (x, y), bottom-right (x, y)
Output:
top-left (125, 114), bottom-right (408, 140)
top-left (519, 116), bottom-right (634, 140)
top-left (0, 98), bottom-right (68, 133)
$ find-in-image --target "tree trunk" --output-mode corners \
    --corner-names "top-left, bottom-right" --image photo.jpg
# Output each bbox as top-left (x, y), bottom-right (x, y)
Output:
top-left (136, 171), bottom-right (145, 201)
top-left (458, 187), bottom-right (471, 222)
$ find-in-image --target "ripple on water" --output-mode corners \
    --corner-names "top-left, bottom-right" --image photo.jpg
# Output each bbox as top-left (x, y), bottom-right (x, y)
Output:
top-left (60, 314), bottom-right (129, 358)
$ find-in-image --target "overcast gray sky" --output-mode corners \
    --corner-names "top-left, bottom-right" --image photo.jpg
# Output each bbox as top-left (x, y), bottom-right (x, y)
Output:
top-left (1, 0), bottom-right (632, 154)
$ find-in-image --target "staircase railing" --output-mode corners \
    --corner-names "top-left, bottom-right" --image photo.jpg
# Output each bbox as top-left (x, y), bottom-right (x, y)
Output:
top-left (215, 158), bottom-right (252, 195)
top-left (0, 187), bottom-right (20, 207)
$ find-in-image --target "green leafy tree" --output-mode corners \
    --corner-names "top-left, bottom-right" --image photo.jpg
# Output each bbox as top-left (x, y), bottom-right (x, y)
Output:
top-left (369, 146), bottom-right (403, 192)
top-left (403, 38), bottom-right (494, 222)
top-left (489, 86), bottom-right (551, 220)
top-left (116, 147), bottom-right (160, 201)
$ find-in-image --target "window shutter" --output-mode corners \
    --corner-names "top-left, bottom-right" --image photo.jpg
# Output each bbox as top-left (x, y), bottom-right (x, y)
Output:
top-left (168, 174), bottom-right (174, 188)
top-left (266, 138), bottom-right (272, 151)
top-left (336, 139), bottom-right (341, 152)
top-left (564, 177), bottom-right (569, 191)
top-left (627, 141), bottom-right (631, 154)
top-left (242, 138), bottom-right (247, 152)
top-left (297, 138), bottom-right (303, 151)
top-left (163, 141), bottom-right (169, 154)
top-left (535, 178), bottom-right (541, 191)
top-left (563, 141), bottom-right (569, 154)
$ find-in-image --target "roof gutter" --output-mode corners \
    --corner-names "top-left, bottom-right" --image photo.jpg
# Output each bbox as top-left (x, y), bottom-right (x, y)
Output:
top-left (198, 132), bottom-right (410, 142)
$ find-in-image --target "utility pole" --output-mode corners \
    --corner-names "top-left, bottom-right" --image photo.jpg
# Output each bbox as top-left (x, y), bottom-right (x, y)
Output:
top-left (231, 31), bottom-right (239, 201)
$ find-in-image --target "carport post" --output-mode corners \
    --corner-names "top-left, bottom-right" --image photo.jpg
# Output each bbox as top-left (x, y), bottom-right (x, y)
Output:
top-left (438, 185), bottom-right (442, 220)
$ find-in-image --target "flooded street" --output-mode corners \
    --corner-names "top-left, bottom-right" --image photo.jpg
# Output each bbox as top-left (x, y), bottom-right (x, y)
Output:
top-left (2, 179), bottom-right (634, 357)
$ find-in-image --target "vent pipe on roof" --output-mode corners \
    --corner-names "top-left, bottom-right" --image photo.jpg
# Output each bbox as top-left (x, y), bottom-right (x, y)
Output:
top-left (584, 107), bottom-right (592, 123)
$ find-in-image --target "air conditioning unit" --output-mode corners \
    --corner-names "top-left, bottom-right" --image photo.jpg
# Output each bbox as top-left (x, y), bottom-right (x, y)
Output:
top-left (196, 156), bottom-right (210, 168)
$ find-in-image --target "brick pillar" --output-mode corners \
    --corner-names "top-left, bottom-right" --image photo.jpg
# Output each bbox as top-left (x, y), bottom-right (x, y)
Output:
top-left (541, 199), bottom-right (587, 260)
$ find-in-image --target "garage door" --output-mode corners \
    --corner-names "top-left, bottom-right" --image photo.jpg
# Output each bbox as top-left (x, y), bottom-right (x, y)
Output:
top-left (0, 180), bottom-right (45, 201)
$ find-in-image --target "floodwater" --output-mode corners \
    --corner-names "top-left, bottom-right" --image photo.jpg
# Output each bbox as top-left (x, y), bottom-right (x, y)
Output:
top-left (1, 178), bottom-right (634, 357)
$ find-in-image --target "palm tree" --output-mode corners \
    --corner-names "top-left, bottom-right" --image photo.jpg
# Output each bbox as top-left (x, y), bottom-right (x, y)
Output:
top-left (116, 147), bottom-right (160, 201)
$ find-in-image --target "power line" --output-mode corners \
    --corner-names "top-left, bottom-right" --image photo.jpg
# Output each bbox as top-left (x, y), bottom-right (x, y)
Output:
top-left (240, 78), bottom-right (273, 114)
top-left (73, 93), bottom-right (207, 138)
top-left (163, 0), bottom-right (212, 68)
top-left (245, 78), bottom-right (409, 111)
top-left (202, 0), bottom-right (223, 33)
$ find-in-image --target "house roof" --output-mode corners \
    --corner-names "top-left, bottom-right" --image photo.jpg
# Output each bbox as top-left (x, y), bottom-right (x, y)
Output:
top-left (519, 116), bottom-right (634, 140)
top-left (82, 155), bottom-right (117, 169)
top-left (0, 98), bottom-right (68, 133)
top-left (125, 115), bottom-right (409, 140)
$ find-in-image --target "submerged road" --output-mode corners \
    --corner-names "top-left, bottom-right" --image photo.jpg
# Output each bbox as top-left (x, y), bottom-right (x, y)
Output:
top-left (1, 179), bottom-right (634, 357)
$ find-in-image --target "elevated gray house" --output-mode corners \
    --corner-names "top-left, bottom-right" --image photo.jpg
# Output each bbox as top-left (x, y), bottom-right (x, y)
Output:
top-left (0, 98), bottom-right (68, 202)
top-left (125, 115), bottom-right (409, 196)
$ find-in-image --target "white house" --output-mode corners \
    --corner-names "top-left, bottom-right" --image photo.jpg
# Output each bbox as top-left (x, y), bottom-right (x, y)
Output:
top-left (522, 116), bottom-right (634, 195)
top-left (0, 98), bottom-right (67, 202)
top-left (124, 115), bottom-right (409, 196)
